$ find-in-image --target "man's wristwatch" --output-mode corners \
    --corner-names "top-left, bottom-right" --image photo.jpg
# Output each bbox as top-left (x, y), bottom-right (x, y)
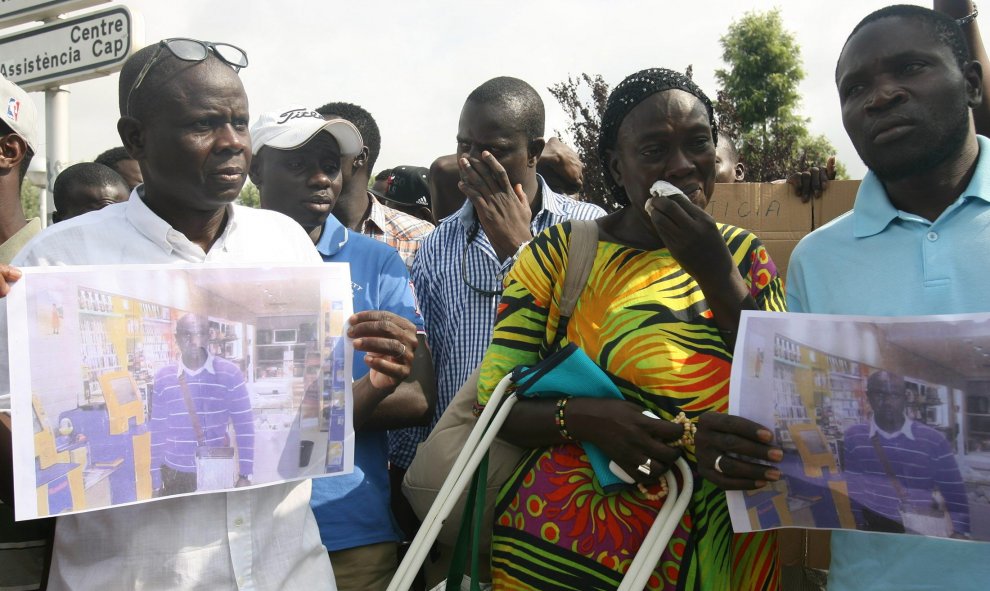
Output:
top-left (958, 3), bottom-right (979, 26)
top-left (507, 239), bottom-right (532, 267)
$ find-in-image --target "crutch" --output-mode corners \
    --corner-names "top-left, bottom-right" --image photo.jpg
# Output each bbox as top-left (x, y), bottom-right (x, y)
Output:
top-left (387, 372), bottom-right (696, 591)
top-left (617, 457), bottom-right (694, 591)
top-left (387, 373), bottom-right (518, 591)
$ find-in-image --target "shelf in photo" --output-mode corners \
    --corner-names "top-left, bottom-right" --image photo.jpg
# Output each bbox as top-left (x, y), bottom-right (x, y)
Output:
top-left (79, 310), bottom-right (123, 318)
top-left (774, 357), bottom-right (809, 369)
top-left (142, 318), bottom-right (172, 324)
top-left (828, 372), bottom-right (862, 380)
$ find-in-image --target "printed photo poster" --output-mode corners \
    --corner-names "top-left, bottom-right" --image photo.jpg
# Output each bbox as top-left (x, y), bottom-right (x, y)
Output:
top-left (728, 310), bottom-right (990, 543)
top-left (6, 263), bottom-right (355, 520)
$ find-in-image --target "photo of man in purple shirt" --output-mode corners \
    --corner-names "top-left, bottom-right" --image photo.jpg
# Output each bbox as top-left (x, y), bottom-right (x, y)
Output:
top-left (843, 370), bottom-right (969, 537)
top-left (149, 314), bottom-right (255, 496)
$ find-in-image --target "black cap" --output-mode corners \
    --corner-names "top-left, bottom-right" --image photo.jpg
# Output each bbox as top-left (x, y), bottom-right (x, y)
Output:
top-left (374, 165), bottom-right (431, 208)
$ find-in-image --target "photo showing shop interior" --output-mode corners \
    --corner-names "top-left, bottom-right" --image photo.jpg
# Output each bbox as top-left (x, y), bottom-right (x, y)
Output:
top-left (24, 269), bottom-right (347, 517)
top-left (742, 318), bottom-right (990, 540)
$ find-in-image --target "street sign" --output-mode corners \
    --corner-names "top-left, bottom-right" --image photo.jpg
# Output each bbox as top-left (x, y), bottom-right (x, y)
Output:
top-left (0, 0), bottom-right (108, 29)
top-left (0, 5), bottom-right (137, 91)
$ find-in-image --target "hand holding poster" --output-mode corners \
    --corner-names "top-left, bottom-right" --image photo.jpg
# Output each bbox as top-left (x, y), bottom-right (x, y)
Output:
top-left (728, 310), bottom-right (990, 543)
top-left (6, 263), bottom-right (354, 520)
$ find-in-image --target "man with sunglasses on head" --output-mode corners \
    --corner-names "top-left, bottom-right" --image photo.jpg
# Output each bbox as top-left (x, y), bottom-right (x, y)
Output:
top-left (2, 40), bottom-right (337, 590)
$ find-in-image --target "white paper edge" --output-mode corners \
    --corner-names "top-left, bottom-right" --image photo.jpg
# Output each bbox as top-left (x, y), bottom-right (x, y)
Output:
top-left (10, 262), bottom-right (356, 520)
top-left (9, 274), bottom-right (38, 521)
top-left (725, 308), bottom-right (990, 538)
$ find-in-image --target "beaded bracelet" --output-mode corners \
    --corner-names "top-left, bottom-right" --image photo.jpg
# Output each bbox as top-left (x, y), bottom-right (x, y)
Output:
top-left (555, 397), bottom-right (574, 440)
top-left (638, 479), bottom-right (669, 501)
top-left (668, 412), bottom-right (697, 448)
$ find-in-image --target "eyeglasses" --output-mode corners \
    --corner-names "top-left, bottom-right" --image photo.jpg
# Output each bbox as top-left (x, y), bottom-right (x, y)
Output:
top-left (125, 38), bottom-right (249, 117)
top-left (461, 219), bottom-right (503, 297)
top-left (867, 390), bottom-right (905, 400)
top-left (175, 330), bottom-right (210, 341)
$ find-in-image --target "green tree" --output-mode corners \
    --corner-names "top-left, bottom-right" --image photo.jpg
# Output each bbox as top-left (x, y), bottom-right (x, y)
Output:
top-left (21, 182), bottom-right (40, 220)
top-left (715, 9), bottom-right (846, 181)
top-left (237, 181), bottom-right (260, 208)
top-left (549, 74), bottom-right (615, 211)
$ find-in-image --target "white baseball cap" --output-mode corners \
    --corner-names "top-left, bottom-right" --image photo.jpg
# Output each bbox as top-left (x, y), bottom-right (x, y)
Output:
top-left (0, 76), bottom-right (39, 153)
top-left (250, 106), bottom-right (363, 156)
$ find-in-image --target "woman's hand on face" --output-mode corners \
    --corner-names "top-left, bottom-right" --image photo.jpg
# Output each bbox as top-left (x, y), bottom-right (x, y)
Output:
top-left (568, 398), bottom-right (684, 483)
top-left (695, 412), bottom-right (783, 490)
top-left (645, 192), bottom-right (734, 284)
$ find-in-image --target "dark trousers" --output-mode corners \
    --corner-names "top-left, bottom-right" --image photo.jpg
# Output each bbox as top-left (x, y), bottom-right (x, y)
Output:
top-left (389, 465), bottom-right (426, 591)
top-left (862, 507), bottom-right (905, 533)
top-left (160, 465), bottom-right (197, 496)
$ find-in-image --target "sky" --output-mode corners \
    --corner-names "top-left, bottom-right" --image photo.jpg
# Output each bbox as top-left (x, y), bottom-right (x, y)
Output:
top-left (7, 0), bottom-right (987, 182)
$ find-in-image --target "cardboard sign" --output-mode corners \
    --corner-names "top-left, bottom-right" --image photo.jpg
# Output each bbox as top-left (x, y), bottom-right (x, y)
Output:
top-left (707, 180), bottom-right (861, 281)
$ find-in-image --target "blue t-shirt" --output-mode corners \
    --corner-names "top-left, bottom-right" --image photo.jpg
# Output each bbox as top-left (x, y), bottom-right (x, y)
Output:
top-left (787, 135), bottom-right (990, 591)
top-left (309, 214), bottom-right (423, 551)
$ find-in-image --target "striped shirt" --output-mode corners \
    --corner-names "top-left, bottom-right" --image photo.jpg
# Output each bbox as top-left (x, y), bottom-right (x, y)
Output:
top-left (390, 176), bottom-right (604, 469)
top-left (361, 193), bottom-right (435, 270)
top-left (149, 355), bottom-right (255, 489)
top-left (842, 419), bottom-right (969, 533)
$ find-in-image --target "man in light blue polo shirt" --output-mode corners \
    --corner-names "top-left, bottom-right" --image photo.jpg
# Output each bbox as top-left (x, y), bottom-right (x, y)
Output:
top-left (788, 5), bottom-right (990, 589)
top-left (250, 106), bottom-right (435, 591)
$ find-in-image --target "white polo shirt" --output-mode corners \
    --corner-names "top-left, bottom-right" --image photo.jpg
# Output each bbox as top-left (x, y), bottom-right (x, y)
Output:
top-left (10, 192), bottom-right (335, 591)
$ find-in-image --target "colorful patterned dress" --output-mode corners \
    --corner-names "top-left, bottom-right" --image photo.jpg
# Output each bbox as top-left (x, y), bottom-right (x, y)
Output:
top-left (477, 221), bottom-right (785, 591)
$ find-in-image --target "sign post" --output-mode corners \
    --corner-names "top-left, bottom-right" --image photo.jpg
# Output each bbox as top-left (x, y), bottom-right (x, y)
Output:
top-left (42, 88), bottom-right (68, 225)
top-left (0, 6), bottom-right (136, 91)
top-left (0, 3), bottom-right (139, 226)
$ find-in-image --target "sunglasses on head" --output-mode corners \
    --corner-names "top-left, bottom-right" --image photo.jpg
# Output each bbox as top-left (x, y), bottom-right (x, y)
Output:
top-left (125, 38), bottom-right (249, 117)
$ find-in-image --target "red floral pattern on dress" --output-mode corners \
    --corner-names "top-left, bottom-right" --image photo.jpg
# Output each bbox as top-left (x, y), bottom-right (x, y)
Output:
top-left (497, 442), bottom-right (693, 586)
